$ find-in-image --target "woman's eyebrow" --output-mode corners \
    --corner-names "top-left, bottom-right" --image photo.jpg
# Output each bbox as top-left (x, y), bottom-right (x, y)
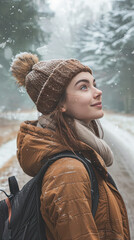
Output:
top-left (75, 78), bottom-right (96, 86)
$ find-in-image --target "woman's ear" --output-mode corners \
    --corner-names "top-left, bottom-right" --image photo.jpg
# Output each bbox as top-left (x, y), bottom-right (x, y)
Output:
top-left (59, 97), bottom-right (67, 112)
top-left (60, 105), bottom-right (66, 112)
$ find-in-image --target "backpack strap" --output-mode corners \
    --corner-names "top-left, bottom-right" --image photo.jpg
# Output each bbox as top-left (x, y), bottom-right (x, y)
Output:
top-left (107, 173), bottom-right (118, 190)
top-left (8, 176), bottom-right (19, 196)
top-left (38, 150), bottom-right (99, 218)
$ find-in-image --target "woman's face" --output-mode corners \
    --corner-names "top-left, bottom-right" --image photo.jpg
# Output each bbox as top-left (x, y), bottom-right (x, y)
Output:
top-left (62, 71), bottom-right (104, 123)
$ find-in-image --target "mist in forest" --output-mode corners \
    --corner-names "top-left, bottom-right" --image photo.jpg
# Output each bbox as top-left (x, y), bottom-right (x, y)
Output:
top-left (0, 0), bottom-right (134, 114)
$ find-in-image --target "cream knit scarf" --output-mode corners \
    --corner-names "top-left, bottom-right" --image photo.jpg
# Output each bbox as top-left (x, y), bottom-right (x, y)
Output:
top-left (37, 115), bottom-right (114, 167)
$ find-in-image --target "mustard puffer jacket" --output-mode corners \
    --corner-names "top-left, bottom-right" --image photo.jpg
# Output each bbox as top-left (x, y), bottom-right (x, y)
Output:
top-left (17, 120), bottom-right (130, 240)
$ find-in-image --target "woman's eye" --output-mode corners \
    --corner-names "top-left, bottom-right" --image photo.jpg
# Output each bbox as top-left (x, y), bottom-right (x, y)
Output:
top-left (80, 84), bottom-right (97, 90)
top-left (80, 85), bottom-right (88, 90)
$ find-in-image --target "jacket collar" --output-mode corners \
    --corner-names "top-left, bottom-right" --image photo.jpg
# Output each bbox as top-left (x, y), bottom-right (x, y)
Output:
top-left (17, 120), bottom-right (108, 178)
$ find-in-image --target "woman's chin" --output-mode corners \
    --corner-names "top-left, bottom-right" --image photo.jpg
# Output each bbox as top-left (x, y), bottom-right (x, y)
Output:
top-left (96, 110), bottom-right (104, 119)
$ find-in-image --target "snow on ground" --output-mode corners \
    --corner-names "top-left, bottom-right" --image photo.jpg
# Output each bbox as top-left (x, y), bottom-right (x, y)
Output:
top-left (0, 110), bottom-right (38, 169)
top-left (0, 138), bottom-right (16, 168)
top-left (0, 110), bottom-right (134, 169)
top-left (102, 112), bottom-right (134, 136)
top-left (0, 110), bottom-right (38, 122)
top-left (101, 112), bottom-right (134, 164)
top-left (100, 112), bottom-right (134, 168)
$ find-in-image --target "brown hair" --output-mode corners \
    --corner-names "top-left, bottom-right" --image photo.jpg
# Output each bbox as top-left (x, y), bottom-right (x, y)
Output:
top-left (50, 94), bottom-right (104, 152)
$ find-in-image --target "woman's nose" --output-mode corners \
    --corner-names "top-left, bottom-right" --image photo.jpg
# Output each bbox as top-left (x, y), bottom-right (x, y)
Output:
top-left (94, 88), bottom-right (102, 98)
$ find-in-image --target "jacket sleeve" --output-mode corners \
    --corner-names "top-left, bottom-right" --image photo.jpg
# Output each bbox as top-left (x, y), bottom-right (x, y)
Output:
top-left (40, 157), bottom-right (100, 240)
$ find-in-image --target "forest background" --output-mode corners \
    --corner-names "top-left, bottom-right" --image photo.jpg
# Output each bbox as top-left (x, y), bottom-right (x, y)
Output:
top-left (0, 0), bottom-right (134, 114)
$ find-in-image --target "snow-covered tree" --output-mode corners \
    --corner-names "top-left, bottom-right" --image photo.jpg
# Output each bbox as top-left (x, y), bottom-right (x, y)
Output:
top-left (75, 0), bottom-right (134, 113)
top-left (37, 0), bottom-right (95, 59)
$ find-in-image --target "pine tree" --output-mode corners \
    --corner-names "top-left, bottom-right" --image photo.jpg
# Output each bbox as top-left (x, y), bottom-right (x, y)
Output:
top-left (75, 0), bottom-right (134, 113)
top-left (0, 0), bottom-right (54, 111)
top-left (111, 0), bottom-right (134, 113)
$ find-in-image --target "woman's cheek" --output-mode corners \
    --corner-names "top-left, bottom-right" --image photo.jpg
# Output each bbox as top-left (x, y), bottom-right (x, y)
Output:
top-left (72, 96), bottom-right (79, 103)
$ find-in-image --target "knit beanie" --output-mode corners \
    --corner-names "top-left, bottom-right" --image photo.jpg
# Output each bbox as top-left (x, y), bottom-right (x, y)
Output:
top-left (10, 52), bottom-right (92, 115)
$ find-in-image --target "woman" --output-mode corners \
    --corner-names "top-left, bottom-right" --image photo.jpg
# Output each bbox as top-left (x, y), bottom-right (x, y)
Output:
top-left (11, 52), bottom-right (130, 239)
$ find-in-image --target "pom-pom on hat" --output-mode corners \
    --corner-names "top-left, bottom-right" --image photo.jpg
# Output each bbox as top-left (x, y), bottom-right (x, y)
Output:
top-left (10, 52), bottom-right (92, 115)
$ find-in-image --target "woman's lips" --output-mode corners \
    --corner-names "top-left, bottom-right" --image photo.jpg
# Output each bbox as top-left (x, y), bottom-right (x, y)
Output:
top-left (93, 104), bottom-right (102, 108)
top-left (91, 102), bottom-right (102, 108)
top-left (91, 103), bottom-right (102, 108)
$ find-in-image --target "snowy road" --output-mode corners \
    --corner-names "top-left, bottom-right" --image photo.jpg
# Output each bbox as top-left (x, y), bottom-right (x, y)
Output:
top-left (101, 116), bottom-right (134, 178)
top-left (0, 138), bottom-right (16, 168)
top-left (101, 118), bottom-right (134, 238)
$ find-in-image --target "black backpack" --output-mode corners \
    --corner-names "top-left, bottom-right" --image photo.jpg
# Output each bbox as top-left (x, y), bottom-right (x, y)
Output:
top-left (0, 150), bottom-right (116, 240)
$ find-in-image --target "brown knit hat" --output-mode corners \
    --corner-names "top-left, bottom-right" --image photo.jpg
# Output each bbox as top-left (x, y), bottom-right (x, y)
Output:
top-left (10, 52), bottom-right (92, 114)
